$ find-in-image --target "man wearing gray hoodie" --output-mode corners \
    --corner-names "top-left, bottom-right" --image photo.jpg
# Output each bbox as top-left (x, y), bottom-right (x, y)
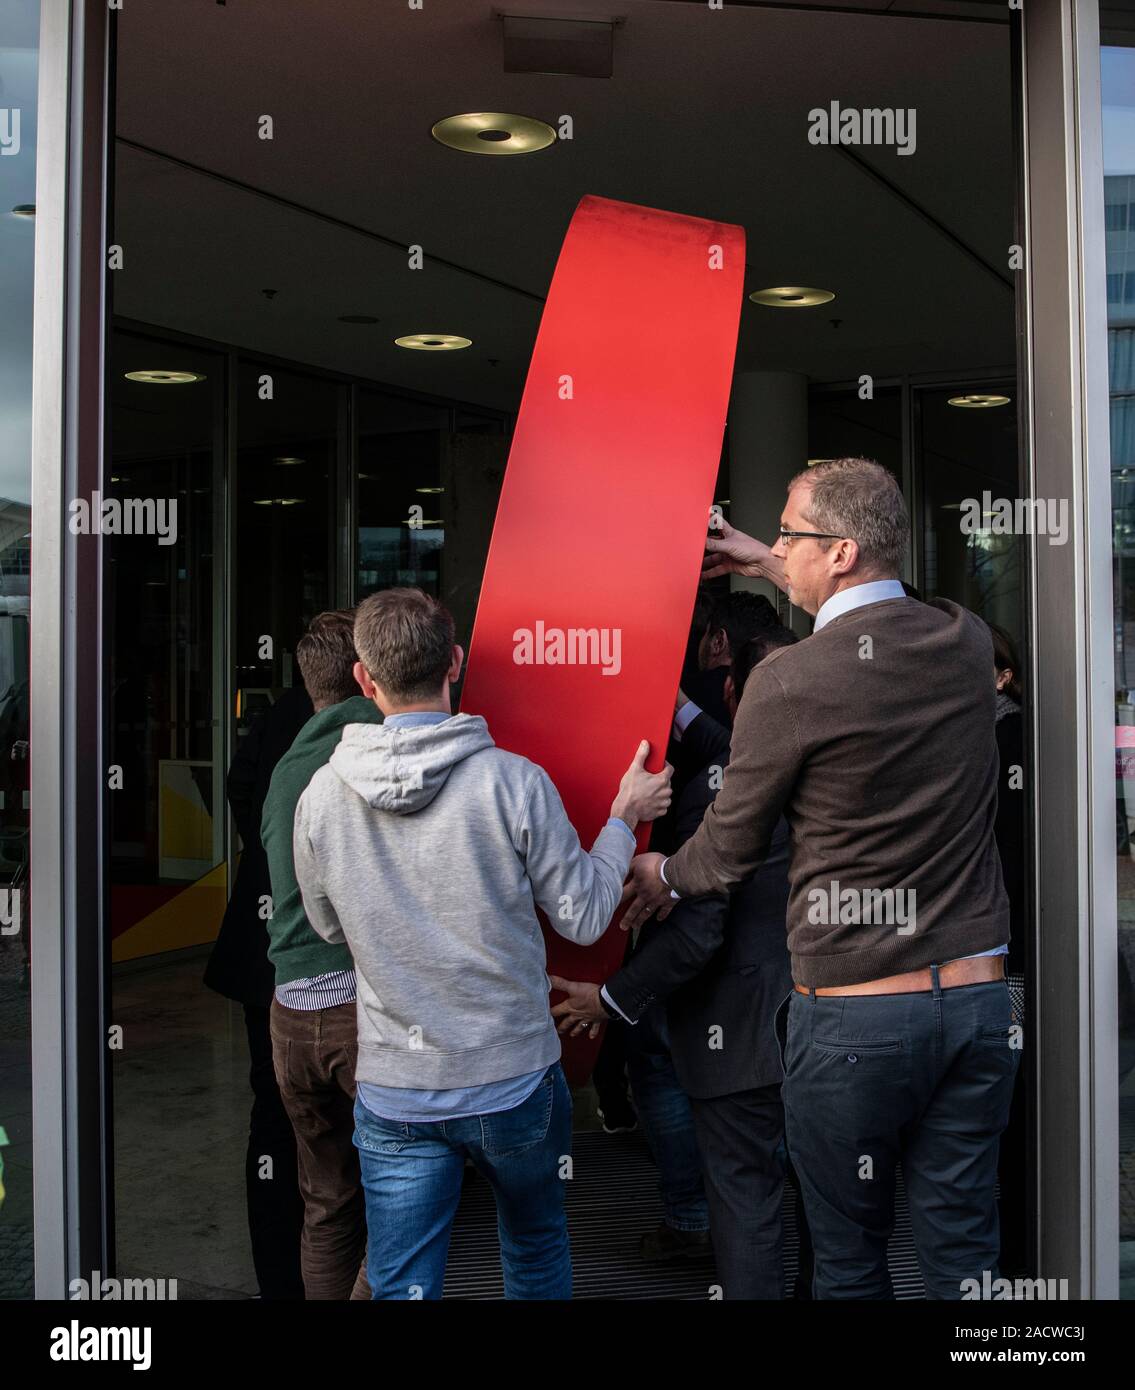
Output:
top-left (293, 587), bottom-right (672, 1299)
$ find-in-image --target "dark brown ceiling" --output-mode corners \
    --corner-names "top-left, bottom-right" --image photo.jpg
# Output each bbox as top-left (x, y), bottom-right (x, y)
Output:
top-left (113, 0), bottom-right (1018, 410)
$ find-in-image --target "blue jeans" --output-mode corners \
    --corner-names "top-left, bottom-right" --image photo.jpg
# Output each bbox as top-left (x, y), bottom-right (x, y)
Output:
top-left (625, 1004), bottom-right (709, 1233)
top-left (353, 1063), bottom-right (572, 1299)
top-left (779, 974), bottom-right (1020, 1300)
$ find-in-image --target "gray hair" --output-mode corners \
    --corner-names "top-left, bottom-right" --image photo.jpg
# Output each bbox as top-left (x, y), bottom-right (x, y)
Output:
top-left (353, 587), bottom-right (456, 700)
top-left (788, 457), bottom-right (907, 576)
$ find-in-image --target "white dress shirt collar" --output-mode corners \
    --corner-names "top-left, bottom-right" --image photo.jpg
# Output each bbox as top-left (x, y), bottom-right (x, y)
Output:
top-left (813, 579), bottom-right (908, 633)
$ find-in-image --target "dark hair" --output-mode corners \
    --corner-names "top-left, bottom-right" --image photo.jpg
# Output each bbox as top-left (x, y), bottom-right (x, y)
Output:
top-left (705, 590), bottom-right (780, 658)
top-left (987, 622), bottom-right (1023, 704)
top-left (295, 610), bottom-right (358, 707)
top-left (353, 587), bottom-right (456, 701)
top-left (731, 625), bottom-right (798, 701)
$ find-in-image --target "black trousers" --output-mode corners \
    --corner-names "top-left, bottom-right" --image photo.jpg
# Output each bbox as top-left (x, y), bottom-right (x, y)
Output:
top-left (243, 1003), bottom-right (305, 1299)
top-left (996, 1060), bottom-right (1028, 1277)
top-left (688, 1084), bottom-right (787, 1299)
top-left (779, 978), bottom-right (1018, 1300)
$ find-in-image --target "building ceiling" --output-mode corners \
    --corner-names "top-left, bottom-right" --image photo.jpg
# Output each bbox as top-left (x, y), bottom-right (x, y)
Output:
top-left (113, 0), bottom-right (1017, 412)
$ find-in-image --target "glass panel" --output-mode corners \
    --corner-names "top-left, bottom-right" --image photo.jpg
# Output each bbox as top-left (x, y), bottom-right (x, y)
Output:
top-left (1101, 23), bottom-right (1135, 1299)
top-left (234, 363), bottom-right (337, 738)
top-left (356, 388), bottom-right (448, 601)
top-left (808, 386), bottom-right (903, 485)
top-left (108, 332), bottom-right (224, 913)
top-left (0, 0), bottom-right (38, 1301)
top-left (107, 330), bottom-right (226, 1279)
top-left (917, 384), bottom-right (1022, 640)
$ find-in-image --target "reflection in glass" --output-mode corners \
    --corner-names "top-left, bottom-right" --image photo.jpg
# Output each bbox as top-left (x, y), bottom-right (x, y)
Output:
top-left (808, 387), bottom-right (903, 488)
top-left (234, 364), bottom-right (336, 743)
top-left (1102, 37), bottom-right (1135, 1300)
top-left (918, 385), bottom-right (1022, 642)
top-left (0, 0), bottom-right (38, 1301)
top-left (107, 330), bottom-right (227, 1287)
top-left (356, 389), bottom-right (448, 601)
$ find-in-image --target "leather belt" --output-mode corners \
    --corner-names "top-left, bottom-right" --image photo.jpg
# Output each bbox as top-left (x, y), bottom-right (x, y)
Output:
top-left (794, 954), bottom-right (1005, 997)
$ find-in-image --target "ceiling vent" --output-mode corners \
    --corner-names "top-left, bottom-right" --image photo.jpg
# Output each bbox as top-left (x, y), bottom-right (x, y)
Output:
top-left (498, 13), bottom-right (620, 79)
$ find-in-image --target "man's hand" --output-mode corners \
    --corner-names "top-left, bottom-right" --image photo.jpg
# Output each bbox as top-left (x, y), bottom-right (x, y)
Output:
top-left (620, 852), bottom-right (675, 932)
top-left (703, 518), bottom-right (787, 594)
top-left (549, 975), bottom-right (609, 1039)
top-left (611, 739), bottom-right (673, 829)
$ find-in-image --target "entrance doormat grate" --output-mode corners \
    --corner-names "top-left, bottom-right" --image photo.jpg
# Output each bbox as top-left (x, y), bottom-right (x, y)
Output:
top-left (442, 1128), bottom-right (925, 1300)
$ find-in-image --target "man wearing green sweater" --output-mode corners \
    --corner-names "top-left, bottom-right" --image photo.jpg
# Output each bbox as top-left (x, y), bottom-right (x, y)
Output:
top-left (261, 610), bottom-right (382, 1300)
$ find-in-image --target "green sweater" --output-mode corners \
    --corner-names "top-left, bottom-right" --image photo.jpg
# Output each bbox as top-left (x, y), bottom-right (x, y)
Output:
top-left (261, 695), bottom-right (384, 986)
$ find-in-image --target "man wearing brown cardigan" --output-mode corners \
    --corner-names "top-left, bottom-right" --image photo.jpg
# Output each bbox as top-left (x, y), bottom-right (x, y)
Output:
top-left (624, 458), bottom-right (1019, 1299)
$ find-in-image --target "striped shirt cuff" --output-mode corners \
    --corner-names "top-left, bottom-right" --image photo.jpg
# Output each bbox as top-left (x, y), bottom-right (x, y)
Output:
top-left (658, 857), bottom-right (681, 900)
top-left (600, 984), bottom-right (635, 1024)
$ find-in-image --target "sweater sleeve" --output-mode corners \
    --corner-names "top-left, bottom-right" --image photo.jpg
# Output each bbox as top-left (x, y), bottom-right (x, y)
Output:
top-left (665, 663), bottom-right (801, 897)
top-left (515, 768), bottom-right (635, 947)
top-left (292, 790), bottom-right (346, 946)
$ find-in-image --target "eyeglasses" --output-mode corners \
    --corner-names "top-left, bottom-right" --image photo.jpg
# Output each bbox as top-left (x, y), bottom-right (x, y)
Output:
top-left (777, 526), bottom-right (846, 543)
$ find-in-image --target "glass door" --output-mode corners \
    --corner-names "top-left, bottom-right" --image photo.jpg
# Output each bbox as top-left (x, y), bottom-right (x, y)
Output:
top-left (0, 0), bottom-right (39, 1302)
top-left (1099, 6), bottom-right (1135, 1298)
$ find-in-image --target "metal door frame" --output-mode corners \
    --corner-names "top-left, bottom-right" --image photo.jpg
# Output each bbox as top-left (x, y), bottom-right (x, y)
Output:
top-left (1021, 0), bottom-right (1120, 1299)
top-left (30, 0), bottom-right (113, 1298)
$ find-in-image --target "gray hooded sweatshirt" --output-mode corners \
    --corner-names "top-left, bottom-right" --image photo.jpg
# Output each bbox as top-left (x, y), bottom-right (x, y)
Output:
top-left (293, 712), bottom-right (635, 1088)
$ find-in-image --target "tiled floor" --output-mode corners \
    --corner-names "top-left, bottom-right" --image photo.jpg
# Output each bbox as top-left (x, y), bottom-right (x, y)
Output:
top-left (113, 951), bottom-right (260, 1298)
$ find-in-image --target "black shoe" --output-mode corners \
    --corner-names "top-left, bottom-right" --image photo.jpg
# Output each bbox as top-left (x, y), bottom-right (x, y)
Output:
top-left (596, 1104), bottom-right (637, 1135)
top-left (639, 1222), bottom-right (712, 1263)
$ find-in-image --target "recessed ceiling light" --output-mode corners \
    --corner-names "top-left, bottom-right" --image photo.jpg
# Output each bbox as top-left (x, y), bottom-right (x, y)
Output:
top-left (395, 334), bottom-right (472, 351)
top-left (749, 286), bottom-right (836, 308)
top-left (431, 112), bottom-right (556, 156)
top-left (416, 486), bottom-right (444, 494)
top-left (124, 370), bottom-right (206, 385)
top-left (947, 394), bottom-right (1011, 408)
top-left (338, 314), bottom-right (379, 324)
top-left (273, 457), bottom-right (305, 466)
top-left (253, 497), bottom-right (305, 506)
top-left (807, 458), bottom-right (835, 467)
top-left (11, 204), bottom-right (34, 218)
